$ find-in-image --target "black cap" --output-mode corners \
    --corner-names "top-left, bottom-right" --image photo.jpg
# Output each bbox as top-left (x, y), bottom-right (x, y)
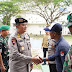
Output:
top-left (15, 18), bottom-right (28, 25)
top-left (50, 23), bottom-right (62, 33)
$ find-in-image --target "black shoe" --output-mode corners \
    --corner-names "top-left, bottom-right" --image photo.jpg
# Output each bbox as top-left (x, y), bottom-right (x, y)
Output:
top-left (42, 63), bottom-right (46, 65)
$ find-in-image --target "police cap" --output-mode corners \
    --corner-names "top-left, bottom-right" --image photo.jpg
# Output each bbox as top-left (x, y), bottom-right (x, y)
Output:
top-left (15, 18), bottom-right (28, 25)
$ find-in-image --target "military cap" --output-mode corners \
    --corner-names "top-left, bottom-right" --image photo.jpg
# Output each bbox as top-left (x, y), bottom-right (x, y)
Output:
top-left (50, 23), bottom-right (62, 33)
top-left (0, 25), bottom-right (10, 30)
top-left (65, 13), bottom-right (72, 27)
top-left (44, 27), bottom-right (50, 31)
top-left (15, 18), bottom-right (28, 25)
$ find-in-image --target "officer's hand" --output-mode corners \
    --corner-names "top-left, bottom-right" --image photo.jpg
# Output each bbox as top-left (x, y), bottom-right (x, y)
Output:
top-left (32, 57), bottom-right (42, 65)
top-left (1, 65), bottom-right (6, 72)
top-left (30, 64), bottom-right (33, 71)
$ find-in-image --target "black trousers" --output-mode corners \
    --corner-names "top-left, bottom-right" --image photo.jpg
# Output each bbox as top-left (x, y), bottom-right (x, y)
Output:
top-left (49, 64), bottom-right (57, 72)
top-left (43, 47), bottom-right (48, 58)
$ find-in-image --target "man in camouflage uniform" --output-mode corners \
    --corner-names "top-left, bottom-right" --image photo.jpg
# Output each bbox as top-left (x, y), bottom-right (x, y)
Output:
top-left (63, 13), bottom-right (72, 72)
top-left (8, 18), bottom-right (42, 72)
top-left (0, 25), bottom-right (10, 72)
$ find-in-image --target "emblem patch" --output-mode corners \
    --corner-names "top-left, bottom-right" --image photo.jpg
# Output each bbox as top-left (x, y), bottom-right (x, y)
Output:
top-left (60, 52), bottom-right (64, 56)
top-left (11, 38), bottom-right (16, 45)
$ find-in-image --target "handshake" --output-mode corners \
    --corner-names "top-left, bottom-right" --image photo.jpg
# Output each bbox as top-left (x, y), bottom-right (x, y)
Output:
top-left (32, 55), bottom-right (45, 65)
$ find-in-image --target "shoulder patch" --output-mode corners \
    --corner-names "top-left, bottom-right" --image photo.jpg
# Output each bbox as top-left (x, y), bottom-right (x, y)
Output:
top-left (11, 38), bottom-right (16, 45)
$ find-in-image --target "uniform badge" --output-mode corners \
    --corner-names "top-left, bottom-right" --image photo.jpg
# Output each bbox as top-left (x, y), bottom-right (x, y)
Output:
top-left (19, 19), bottom-right (23, 22)
top-left (60, 52), bottom-right (64, 56)
top-left (18, 38), bottom-right (22, 40)
top-left (17, 36), bottom-right (20, 38)
top-left (11, 38), bottom-right (16, 45)
top-left (21, 46), bottom-right (24, 50)
top-left (17, 33), bottom-right (19, 35)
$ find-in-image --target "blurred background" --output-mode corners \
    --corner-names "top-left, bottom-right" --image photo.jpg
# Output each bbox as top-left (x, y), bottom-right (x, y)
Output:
top-left (0, 0), bottom-right (72, 72)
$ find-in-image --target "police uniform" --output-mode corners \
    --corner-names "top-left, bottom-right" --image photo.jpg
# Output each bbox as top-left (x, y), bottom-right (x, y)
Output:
top-left (63, 13), bottom-right (72, 72)
top-left (8, 18), bottom-right (32, 72)
top-left (48, 39), bottom-right (57, 72)
top-left (48, 23), bottom-right (70, 72)
top-left (0, 25), bottom-right (10, 72)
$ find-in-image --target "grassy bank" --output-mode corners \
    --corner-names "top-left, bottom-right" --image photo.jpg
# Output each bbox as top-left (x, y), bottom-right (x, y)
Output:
top-left (30, 35), bottom-right (72, 44)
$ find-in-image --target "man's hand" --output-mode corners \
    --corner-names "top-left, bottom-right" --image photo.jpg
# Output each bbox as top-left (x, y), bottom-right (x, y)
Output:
top-left (38, 56), bottom-right (44, 62)
top-left (32, 55), bottom-right (43, 65)
top-left (30, 64), bottom-right (33, 71)
top-left (1, 65), bottom-right (6, 72)
top-left (32, 57), bottom-right (42, 65)
top-left (39, 56), bottom-right (49, 64)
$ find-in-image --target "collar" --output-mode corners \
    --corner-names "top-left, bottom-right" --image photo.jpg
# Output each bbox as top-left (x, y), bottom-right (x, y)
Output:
top-left (16, 31), bottom-right (26, 39)
top-left (55, 36), bottom-right (63, 47)
top-left (0, 35), bottom-right (5, 39)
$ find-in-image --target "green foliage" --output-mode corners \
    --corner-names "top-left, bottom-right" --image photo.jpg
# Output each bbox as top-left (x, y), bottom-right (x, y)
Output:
top-left (11, 0), bottom-right (32, 3)
top-left (0, 22), bottom-right (3, 26)
top-left (16, 15), bottom-right (22, 18)
top-left (0, 1), bottom-right (20, 25)
top-left (33, 0), bottom-right (72, 5)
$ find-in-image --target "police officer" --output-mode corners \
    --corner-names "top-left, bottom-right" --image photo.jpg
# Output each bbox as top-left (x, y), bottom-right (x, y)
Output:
top-left (39, 23), bottom-right (70, 72)
top-left (0, 25), bottom-right (10, 72)
top-left (63, 13), bottom-right (72, 72)
top-left (48, 39), bottom-right (57, 72)
top-left (41, 27), bottom-right (50, 65)
top-left (8, 18), bottom-right (42, 72)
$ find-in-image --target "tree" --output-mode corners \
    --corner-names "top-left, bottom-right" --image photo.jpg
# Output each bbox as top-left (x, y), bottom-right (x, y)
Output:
top-left (28, 0), bottom-right (72, 26)
top-left (15, 0), bottom-right (72, 26)
top-left (0, 1), bottom-right (20, 25)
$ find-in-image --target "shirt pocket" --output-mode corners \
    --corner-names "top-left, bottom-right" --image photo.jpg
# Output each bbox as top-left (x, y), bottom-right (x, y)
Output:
top-left (18, 42), bottom-right (27, 53)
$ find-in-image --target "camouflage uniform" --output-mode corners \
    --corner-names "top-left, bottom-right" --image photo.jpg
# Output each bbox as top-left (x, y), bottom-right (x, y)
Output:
top-left (0, 35), bottom-right (9, 72)
top-left (63, 45), bottom-right (72, 72)
top-left (62, 13), bottom-right (72, 72)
